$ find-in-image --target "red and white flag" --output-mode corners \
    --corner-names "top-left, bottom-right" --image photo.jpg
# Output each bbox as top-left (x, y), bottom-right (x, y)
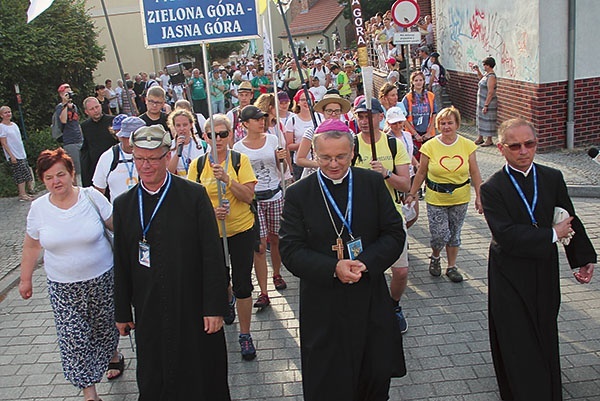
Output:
top-left (27, 0), bottom-right (55, 23)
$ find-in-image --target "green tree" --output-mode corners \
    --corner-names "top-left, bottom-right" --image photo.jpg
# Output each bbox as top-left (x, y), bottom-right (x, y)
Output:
top-left (0, 0), bottom-right (105, 130)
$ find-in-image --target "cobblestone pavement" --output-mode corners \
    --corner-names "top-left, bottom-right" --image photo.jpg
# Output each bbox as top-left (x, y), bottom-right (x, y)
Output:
top-left (1, 137), bottom-right (599, 400)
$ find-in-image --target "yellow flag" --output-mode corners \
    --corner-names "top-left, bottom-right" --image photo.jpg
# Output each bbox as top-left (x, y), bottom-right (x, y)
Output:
top-left (258, 0), bottom-right (267, 14)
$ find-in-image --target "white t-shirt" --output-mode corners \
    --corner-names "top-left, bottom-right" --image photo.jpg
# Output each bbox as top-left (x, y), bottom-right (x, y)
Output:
top-left (170, 136), bottom-right (209, 177)
top-left (309, 85), bottom-right (328, 101)
top-left (311, 66), bottom-right (329, 86)
top-left (0, 122), bottom-right (27, 160)
top-left (284, 113), bottom-right (323, 162)
top-left (395, 130), bottom-right (416, 177)
top-left (92, 144), bottom-right (138, 202)
top-left (233, 134), bottom-right (282, 195)
top-left (159, 74), bottom-right (170, 91)
top-left (107, 88), bottom-right (118, 109)
top-left (430, 64), bottom-right (440, 85)
top-left (26, 187), bottom-right (113, 283)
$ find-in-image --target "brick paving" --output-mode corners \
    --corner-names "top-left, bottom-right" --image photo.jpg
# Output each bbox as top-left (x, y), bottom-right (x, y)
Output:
top-left (1, 140), bottom-right (599, 400)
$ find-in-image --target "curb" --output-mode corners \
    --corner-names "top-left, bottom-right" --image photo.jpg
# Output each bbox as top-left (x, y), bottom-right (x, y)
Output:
top-left (0, 265), bottom-right (20, 302)
top-left (567, 185), bottom-right (600, 199)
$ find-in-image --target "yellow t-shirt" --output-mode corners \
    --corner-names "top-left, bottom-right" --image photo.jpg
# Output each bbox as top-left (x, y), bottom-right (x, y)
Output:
top-left (187, 151), bottom-right (257, 237)
top-left (355, 133), bottom-right (411, 215)
top-left (419, 135), bottom-right (477, 206)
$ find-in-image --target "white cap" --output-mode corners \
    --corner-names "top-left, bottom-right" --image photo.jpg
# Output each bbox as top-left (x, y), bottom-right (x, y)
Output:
top-left (314, 59), bottom-right (322, 64)
top-left (386, 106), bottom-right (406, 124)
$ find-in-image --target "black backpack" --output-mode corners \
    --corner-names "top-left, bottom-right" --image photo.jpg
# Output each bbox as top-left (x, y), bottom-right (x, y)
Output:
top-left (438, 64), bottom-right (448, 87)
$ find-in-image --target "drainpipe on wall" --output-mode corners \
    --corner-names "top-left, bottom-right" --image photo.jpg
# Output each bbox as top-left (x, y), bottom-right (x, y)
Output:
top-left (566, 0), bottom-right (576, 149)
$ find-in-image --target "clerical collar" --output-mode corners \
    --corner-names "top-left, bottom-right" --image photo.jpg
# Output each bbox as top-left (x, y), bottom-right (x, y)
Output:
top-left (506, 163), bottom-right (533, 177)
top-left (140, 173), bottom-right (169, 195)
top-left (318, 168), bottom-right (350, 185)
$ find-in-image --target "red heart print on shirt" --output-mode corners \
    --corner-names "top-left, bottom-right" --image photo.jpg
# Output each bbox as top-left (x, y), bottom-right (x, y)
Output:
top-left (439, 155), bottom-right (464, 172)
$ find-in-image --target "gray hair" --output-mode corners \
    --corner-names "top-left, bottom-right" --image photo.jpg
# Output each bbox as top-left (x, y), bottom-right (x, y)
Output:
top-left (498, 118), bottom-right (537, 143)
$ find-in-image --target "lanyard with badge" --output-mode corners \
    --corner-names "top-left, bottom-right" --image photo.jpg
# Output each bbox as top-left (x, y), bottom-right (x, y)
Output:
top-left (118, 146), bottom-right (138, 189)
top-left (317, 169), bottom-right (362, 260)
top-left (137, 173), bottom-right (172, 267)
top-left (180, 141), bottom-right (193, 174)
top-left (505, 164), bottom-right (538, 227)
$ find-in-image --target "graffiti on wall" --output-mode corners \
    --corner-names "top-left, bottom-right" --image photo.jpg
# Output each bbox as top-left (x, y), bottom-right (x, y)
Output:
top-left (436, 0), bottom-right (538, 82)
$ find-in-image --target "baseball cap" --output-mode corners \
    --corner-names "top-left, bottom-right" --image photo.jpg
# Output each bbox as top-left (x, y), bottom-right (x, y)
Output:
top-left (418, 46), bottom-right (430, 53)
top-left (386, 58), bottom-right (396, 65)
top-left (386, 107), bottom-right (406, 124)
top-left (430, 52), bottom-right (440, 58)
top-left (238, 81), bottom-right (253, 92)
top-left (130, 125), bottom-right (172, 150)
top-left (57, 83), bottom-right (70, 93)
top-left (118, 117), bottom-right (146, 138)
top-left (354, 98), bottom-right (384, 114)
top-left (239, 105), bottom-right (267, 122)
top-left (111, 114), bottom-right (128, 132)
top-left (314, 119), bottom-right (351, 134)
top-left (277, 91), bottom-right (290, 102)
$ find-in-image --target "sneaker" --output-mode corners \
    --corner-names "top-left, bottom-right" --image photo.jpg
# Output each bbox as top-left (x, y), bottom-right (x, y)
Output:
top-left (446, 266), bottom-right (464, 283)
top-left (395, 306), bottom-right (408, 334)
top-left (239, 334), bottom-right (256, 361)
top-left (429, 256), bottom-right (441, 277)
top-left (273, 274), bottom-right (287, 290)
top-left (254, 293), bottom-right (270, 309)
top-left (224, 294), bottom-right (236, 325)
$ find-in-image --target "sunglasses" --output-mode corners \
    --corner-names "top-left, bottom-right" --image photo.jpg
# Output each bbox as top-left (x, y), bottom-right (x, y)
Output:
top-left (206, 130), bottom-right (230, 139)
top-left (502, 140), bottom-right (537, 151)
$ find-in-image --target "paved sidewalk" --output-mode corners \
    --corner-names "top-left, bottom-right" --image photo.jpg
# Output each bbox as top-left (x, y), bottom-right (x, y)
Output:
top-left (1, 137), bottom-right (599, 400)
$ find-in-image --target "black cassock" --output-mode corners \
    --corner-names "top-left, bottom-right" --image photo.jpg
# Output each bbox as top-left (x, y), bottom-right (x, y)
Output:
top-left (113, 175), bottom-right (230, 401)
top-left (481, 163), bottom-right (596, 401)
top-left (280, 167), bottom-right (407, 401)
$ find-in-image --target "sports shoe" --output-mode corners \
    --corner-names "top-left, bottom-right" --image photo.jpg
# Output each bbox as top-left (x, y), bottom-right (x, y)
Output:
top-left (273, 274), bottom-right (287, 290)
top-left (224, 294), bottom-right (236, 325)
top-left (429, 256), bottom-right (441, 277)
top-left (239, 334), bottom-right (256, 361)
top-left (254, 293), bottom-right (270, 309)
top-left (446, 266), bottom-right (464, 283)
top-left (395, 306), bottom-right (408, 334)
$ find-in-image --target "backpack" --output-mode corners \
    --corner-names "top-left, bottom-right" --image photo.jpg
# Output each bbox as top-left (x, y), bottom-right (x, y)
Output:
top-left (351, 134), bottom-right (403, 203)
top-left (421, 56), bottom-right (431, 77)
top-left (438, 64), bottom-right (448, 87)
top-left (51, 108), bottom-right (64, 142)
top-left (103, 144), bottom-right (130, 200)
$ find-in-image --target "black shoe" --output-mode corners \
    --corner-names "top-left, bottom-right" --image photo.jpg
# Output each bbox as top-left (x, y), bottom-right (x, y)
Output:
top-left (429, 256), bottom-right (441, 277)
top-left (446, 266), bottom-right (463, 283)
top-left (239, 334), bottom-right (256, 361)
top-left (224, 295), bottom-right (236, 325)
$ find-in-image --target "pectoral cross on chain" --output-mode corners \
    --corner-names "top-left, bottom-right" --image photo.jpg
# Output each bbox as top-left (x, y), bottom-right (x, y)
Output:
top-left (332, 238), bottom-right (344, 259)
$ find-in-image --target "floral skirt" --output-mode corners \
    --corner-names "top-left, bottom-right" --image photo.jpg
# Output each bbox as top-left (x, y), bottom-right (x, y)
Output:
top-left (47, 269), bottom-right (119, 389)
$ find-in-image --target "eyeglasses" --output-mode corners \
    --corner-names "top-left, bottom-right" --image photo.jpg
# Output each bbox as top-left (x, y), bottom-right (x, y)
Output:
top-left (147, 99), bottom-right (165, 106)
top-left (206, 130), bottom-right (230, 139)
top-left (318, 153), bottom-right (351, 164)
top-left (502, 140), bottom-right (537, 151)
top-left (323, 108), bottom-right (342, 116)
top-left (132, 151), bottom-right (169, 165)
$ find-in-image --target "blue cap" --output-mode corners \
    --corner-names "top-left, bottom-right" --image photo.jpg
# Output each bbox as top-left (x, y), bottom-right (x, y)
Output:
top-left (354, 98), bottom-right (384, 114)
top-left (112, 114), bottom-right (128, 131)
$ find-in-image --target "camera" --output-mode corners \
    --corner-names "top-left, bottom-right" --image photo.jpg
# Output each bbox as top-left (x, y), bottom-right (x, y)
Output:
top-left (65, 91), bottom-right (75, 99)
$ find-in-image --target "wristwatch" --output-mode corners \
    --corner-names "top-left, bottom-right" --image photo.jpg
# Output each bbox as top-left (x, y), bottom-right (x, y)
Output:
top-left (384, 169), bottom-right (392, 180)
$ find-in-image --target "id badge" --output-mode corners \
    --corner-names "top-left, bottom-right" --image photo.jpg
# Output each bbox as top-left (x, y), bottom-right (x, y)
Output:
top-left (126, 177), bottom-right (138, 189)
top-left (416, 116), bottom-right (423, 126)
top-left (347, 237), bottom-right (363, 260)
top-left (138, 241), bottom-right (151, 268)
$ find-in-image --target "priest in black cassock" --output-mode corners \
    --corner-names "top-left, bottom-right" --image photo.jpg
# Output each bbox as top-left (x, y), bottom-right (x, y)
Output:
top-left (279, 120), bottom-right (407, 401)
top-left (481, 118), bottom-right (595, 401)
top-left (113, 125), bottom-right (230, 401)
